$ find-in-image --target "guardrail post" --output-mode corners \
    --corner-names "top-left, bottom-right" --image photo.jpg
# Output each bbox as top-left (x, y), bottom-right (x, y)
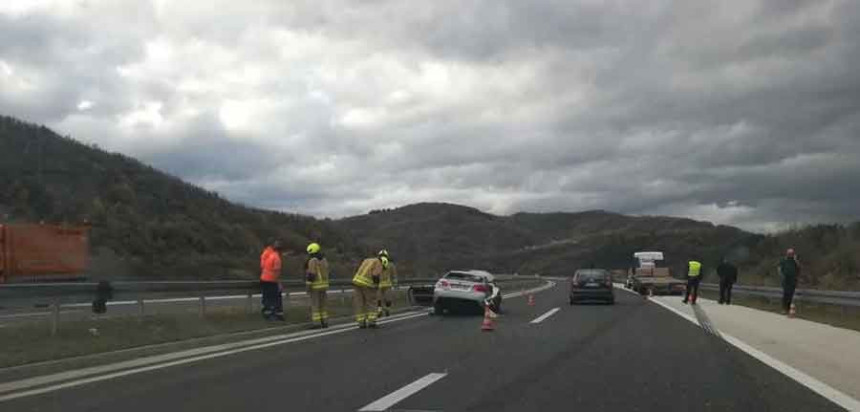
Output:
top-left (137, 299), bottom-right (145, 318)
top-left (246, 293), bottom-right (253, 314)
top-left (341, 287), bottom-right (347, 305)
top-left (199, 296), bottom-right (206, 318)
top-left (50, 298), bottom-right (60, 336)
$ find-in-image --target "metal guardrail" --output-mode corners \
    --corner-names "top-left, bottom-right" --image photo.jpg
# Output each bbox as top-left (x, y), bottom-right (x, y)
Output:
top-left (0, 278), bottom-right (442, 308)
top-left (0, 276), bottom-right (539, 335)
top-left (700, 283), bottom-right (860, 307)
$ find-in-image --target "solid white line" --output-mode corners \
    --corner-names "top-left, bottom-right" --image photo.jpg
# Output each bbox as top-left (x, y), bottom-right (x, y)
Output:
top-left (0, 311), bottom-right (428, 402)
top-left (647, 297), bottom-right (699, 325)
top-left (720, 333), bottom-right (860, 411)
top-left (530, 307), bottom-right (560, 324)
top-left (645, 296), bottom-right (860, 411)
top-left (358, 372), bottom-right (447, 411)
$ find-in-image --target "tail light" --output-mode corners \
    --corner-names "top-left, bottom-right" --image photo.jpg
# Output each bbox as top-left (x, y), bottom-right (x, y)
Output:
top-left (604, 278), bottom-right (612, 287)
top-left (438, 280), bottom-right (450, 288)
top-left (473, 284), bottom-right (488, 293)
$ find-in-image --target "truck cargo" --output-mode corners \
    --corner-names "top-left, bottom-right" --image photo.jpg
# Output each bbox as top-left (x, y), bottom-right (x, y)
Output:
top-left (0, 223), bottom-right (90, 283)
top-left (625, 251), bottom-right (686, 295)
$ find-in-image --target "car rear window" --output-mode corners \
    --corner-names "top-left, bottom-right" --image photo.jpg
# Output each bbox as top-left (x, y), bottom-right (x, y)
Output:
top-left (444, 272), bottom-right (484, 283)
top-left (575, 271), bottom-right (608, 281)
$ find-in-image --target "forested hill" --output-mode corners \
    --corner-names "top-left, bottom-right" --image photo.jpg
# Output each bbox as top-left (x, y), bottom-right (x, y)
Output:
top-left (0, 115), bottom-right (362, 279)
top-left (337, 203), bottom-right (758, 278)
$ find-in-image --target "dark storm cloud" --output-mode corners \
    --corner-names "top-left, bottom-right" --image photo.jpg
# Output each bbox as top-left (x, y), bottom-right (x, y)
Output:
top-left (1, 0), bottom-right (859, 232)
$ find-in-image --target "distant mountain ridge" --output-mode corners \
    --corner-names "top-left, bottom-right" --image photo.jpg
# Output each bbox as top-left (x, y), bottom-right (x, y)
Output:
top-left (2, 114), bottom-right (856, 290)
top-left (337, 202), bottom-right (758, 277)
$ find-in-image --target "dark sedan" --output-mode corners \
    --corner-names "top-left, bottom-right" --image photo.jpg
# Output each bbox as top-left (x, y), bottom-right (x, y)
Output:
top-left (570, 269), bottom-right (615, 304)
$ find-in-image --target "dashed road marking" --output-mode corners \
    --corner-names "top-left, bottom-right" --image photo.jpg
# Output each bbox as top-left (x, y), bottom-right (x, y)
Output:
top-left (530, 307), bottom-right (560, 324)
top-left (358, 372), bottom-right (448, 411)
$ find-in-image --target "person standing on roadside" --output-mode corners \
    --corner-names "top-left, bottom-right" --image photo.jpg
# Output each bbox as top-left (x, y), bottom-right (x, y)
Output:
top-left (716, 258), bottom-right (738, 305)
top-left (305, 242), bottom-right (330, 329)
top-left (260, 240), bottom-right (285, 321)
top-left (778, 248), bottom-right (802, 315)
top-left (682, 260), bottom-right (703, 305)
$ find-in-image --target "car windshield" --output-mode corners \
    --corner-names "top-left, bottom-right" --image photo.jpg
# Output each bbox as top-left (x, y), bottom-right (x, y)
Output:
top-left (445, 273), bottom-right (484, 283)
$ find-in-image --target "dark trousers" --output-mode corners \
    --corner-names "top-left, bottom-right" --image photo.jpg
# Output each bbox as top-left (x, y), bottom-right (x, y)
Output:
top-left (782, 281), bottom-right (797, 312)
top-left (684, 278), bottom-right (700, 303)
top-left (260, 281), bottom-right (283, 318)
top-left (719, 280), bottom-right (734, 304)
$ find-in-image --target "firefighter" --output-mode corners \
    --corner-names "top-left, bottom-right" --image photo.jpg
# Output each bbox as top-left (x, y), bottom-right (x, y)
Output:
top-left (260, 240), bottom-right (284, 321)
top-left (682, 260), bottom-right (703, 305)
top-left (376, 250), bottom-right (398, 318)
top-left (352, 254), bottom-right (386, 328)
top-left (305, 242), bottom-right (330, 328)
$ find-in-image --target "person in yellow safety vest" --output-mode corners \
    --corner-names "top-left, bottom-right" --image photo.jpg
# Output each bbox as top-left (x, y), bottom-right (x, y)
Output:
top-left (352, 254), bottom-right (386, 328)
top-left (376, 250), bottom-right (398, 318)
top-left (683, 260), bottom-right (703, 305)
top-left (305, 242), bottom-right (330, 329)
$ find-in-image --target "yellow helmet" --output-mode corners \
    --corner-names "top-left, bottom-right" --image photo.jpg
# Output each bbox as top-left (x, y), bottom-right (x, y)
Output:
top-left (380, 256), bottom-right (389, 268)
top-left (307, 242), bottom-right (321, 254)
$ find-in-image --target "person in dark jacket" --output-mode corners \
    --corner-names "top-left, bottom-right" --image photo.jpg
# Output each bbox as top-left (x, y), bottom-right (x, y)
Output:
top-left (716, 258), bottom-right (738, 305)
top-left (778, 248), bottom-right (801, 315)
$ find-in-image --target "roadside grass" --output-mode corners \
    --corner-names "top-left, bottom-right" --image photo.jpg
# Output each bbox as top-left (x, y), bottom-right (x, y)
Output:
top-left (698, 289), bottom-right (860, 332)
top-left (0, 280), bottom-right (546, 369)
top-left (0, 290), bottom-right (412, 368)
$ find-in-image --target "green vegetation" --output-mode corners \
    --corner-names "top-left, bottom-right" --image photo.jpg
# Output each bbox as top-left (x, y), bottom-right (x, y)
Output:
top-left (710, 224), bottom-right (860, 291)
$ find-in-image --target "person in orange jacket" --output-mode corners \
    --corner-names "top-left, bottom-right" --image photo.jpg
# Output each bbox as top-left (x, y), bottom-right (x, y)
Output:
top-left (260, 239), bottom-right (284, 321)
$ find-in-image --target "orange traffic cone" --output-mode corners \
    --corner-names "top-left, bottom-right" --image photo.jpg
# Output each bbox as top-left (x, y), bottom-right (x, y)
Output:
top-left (481, 307), bottom-right (495, 331)
top-left (789, 302), bottom-right (796, 318)
top-left (528, 294), bottom-right (535, 306)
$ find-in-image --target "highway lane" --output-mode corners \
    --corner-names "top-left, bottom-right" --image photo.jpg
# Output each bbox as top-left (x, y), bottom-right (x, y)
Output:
top-left (0, 282), bottom-right (842, 411)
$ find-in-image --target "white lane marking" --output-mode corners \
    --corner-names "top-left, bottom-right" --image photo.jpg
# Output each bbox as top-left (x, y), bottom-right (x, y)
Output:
top-left (0, 311), bottom-right (428, 402)
top-left (530, 307), bottom-right (560, 324)
top-left (647, 296), bottom-right (860, 411)
top-left (720, 333), bottom-right (860, 412)
top-left (504, 281), bottom-right (556, 299)
top-left (358, 372), bottom-right (447, 411)
top-left (647, 297), bottom-right (699, 325)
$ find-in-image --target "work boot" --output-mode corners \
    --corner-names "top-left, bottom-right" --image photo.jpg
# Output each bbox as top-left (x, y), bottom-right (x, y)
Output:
top-left (383, 308), bottom-right (390, 317)
top-left (358, 321), bottom-right (367, 329)
top-left (321, 320), bottom-right (328, 329)
top-left (368, 322), bottom-right (378, 329)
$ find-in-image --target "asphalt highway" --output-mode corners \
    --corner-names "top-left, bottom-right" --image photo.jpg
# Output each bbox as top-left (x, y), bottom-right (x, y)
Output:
top-left (0, 282), bottom-right (843, 411)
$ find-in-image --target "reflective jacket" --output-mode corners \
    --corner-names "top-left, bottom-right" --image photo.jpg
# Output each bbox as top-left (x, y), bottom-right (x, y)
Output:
top-left (260, 247), bottom-right (282, 282)
top-left (353, 258), bottom-right (383, 288)
top-left (380, 261), bottom-right (397, 289)
top-left (687, 261), bottom-right (702, 278)
top-left (306, 255), bottom-right (330, 290)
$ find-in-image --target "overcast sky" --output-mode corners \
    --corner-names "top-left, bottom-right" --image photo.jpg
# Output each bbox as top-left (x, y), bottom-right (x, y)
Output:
top-left (2, 0), bottom-right (859, 232)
